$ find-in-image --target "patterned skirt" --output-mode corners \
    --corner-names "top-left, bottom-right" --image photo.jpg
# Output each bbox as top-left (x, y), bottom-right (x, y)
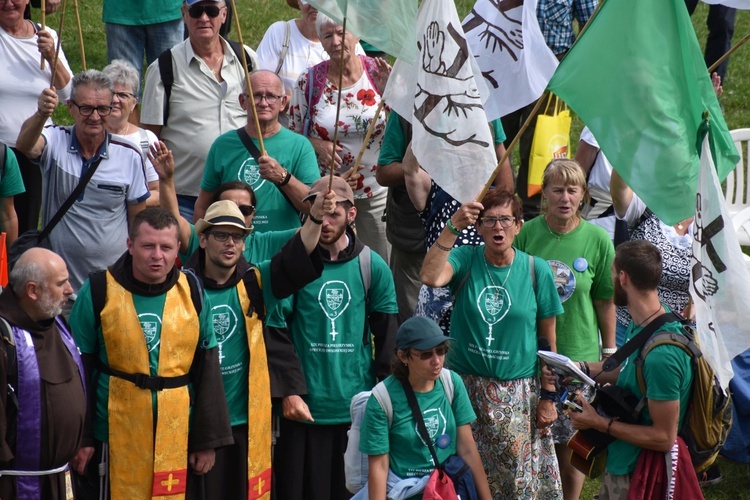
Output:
top-left (461, 374), bottom-right (563, 500)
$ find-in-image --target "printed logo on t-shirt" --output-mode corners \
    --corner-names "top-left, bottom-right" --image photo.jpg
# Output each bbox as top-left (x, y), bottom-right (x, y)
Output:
top-left (317, 280), bottom-right (351, 342)
top-left (238, 158), bottom-right (266, 190)
top-left (476, 286), bottom-right (511, 345)
top-left (416, 408), bottom-right (447, 462)
top-left (139, 313), bottom-right (161, 352)
top-left (548, 259), bottom-right (576, 303)
top-left (212, 304), bottom-right (239, 365)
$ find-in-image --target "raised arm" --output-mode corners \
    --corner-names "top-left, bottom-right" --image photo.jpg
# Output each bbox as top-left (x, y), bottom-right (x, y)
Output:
top-left (16, 88), bottom-right (57, 160)
top-left (419, 202), bottom-right (481, 287)
top-left (402, 144), bottom-right (431, 212)
top-left (149, 142), bottom-right (191, 250)
top-left (609, 169), bottom-right (634, 219)
top-left (299, 189), bottom-right (336, 254)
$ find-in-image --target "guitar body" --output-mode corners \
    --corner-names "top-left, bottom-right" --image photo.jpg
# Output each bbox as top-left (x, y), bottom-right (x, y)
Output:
top-left (568, 431), bottom-right (609, 478)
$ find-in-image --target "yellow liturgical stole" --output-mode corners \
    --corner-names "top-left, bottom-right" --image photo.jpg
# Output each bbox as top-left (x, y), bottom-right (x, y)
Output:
top-left (100, 271), bottom-right (199, 499)
top-left (239, 269), bottom-right (272, 500)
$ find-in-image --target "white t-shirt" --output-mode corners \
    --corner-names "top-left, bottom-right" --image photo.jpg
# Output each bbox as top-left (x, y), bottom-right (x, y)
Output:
top-left (580, 126), bottom-right (615, 239)
top-left (113, 127), bottom-right (159, 183)
top-left (257, 19), bottom-right (365, 94)
top-left (0, 23), bottom-right (72, 146)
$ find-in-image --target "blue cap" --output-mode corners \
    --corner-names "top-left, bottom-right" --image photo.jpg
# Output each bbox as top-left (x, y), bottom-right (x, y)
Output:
top-left (185, 0), bottom-right (222, 5)
top-left (395, 317), bottom-right (454, 351)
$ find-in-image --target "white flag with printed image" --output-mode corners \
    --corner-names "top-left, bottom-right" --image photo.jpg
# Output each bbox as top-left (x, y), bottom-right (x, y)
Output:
top-left (690, 134), bottom-right (750, 389)
top-left (384, 0), bottom-right (497, 204)
top-left (462, 0), bottom-right (558, 120)
top-left (702, 0), bottom-right (750, 8)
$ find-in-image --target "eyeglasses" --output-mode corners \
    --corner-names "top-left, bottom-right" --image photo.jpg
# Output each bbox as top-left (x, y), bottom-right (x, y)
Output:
top-left (480, 216), bottom-right (515, 229)
top-left (70, 100), bottom-right (113, 117)
top-left (113, 91), bottom-right (135, 101)
top-left (414, 345), bottom-right (449, 360)
top-left (187, 4), bottom-right (223, 18)
top-left (252, 94), bottom-right (283, 105)
top-left (237, 204), bottom-right (255, 216)
top-left (205, 230), bottom-right (245, 243)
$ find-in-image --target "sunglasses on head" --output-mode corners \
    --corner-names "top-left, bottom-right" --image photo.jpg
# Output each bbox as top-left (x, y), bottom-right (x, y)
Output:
top-left (414, 345), bottom-right (449, 360)
top-left (187, 3), bottom-right (223, 18)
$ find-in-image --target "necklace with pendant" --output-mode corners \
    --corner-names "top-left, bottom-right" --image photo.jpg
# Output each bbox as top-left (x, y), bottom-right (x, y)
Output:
top-left (484, 251), bottom-right (514, 299)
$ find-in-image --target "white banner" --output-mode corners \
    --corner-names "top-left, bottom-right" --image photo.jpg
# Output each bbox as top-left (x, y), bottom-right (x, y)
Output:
top-left (702, 0), bottom-right (750, 8)
top-left (690, 134), bottom-right (750, 388)
top-left (462, 0), bottom-right (558, 120)
top-left (383, 0), bottom-right (497, 204)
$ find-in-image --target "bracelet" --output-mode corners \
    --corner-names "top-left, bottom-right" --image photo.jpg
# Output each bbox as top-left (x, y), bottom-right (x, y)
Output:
top-left (277, 169), bottom-right (291, 186)
top-left (540, 388), bottom-right (557, 402)
top-left (446, 219), bottom-right (461, 236)
top-left (308, 214), bottom-right (323, 225)
top-left (583, 361), bottom-right (590, 377)
top-left (602, 347), bottom-right (617, 355)
top-left (434, 241), bottom-right (452, 252)
top-left (606, 417), bottom-right (618, 435)
top-left (578, 361), bottom-right (590, 377)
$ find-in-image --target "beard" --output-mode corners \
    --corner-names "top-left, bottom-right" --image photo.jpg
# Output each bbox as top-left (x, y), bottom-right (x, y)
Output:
top-left (38, 290), bottom-right (67, 319)
top-left (613, 279), bottom-right (628, 307)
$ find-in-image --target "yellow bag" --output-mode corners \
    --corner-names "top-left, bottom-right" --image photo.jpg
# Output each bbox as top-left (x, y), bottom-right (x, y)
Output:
top-left (528, 94), bottom-right (571, 197)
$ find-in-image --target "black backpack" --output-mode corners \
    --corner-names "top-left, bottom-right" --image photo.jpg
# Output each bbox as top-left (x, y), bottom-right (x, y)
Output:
top-left (157, 40), bottom-right (254, 126)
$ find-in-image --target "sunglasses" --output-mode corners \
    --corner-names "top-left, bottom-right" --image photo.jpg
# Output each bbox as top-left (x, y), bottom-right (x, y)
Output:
top-left (205, 230), bottom-right (245, 243)
top-left (238, 204), bottom-right (255, 216)
top-left (414, 345), bottom-right (449, 360)
top-left (187, 4), bottom-right (223, 18)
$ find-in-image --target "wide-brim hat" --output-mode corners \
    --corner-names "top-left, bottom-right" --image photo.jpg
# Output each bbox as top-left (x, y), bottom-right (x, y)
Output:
top-left (195, 200), bottom-right (252, 235)
top-left (396, 317), bottom-right (454, 351)
top-left (302, 176), bottom-right (354, 205)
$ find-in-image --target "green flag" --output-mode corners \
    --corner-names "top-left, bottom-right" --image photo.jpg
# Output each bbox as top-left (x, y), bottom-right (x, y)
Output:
top-left (547, 0), bottom-right (738, 225)
top-left (308, 0), bottom-right (417, 63)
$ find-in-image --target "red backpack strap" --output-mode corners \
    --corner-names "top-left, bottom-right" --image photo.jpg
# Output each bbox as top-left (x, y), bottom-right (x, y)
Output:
top-left (360, 55), bottom-right (382, 96)
top-left (303, 60), bottom-right (329, 136)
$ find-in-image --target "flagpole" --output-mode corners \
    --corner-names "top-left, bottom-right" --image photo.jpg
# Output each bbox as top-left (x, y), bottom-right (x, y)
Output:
top-left (40, 0), bottom-right (46, 70)
top-left (229, 0), bottom-right (266, 156)
top-left (49, 0), bottom-right (67, 88)
top-left (351, 100), bottom-right (385, 173)
top-left (475, 90), bottom-right (549, 202)
top-left (708, 32), bottom-right (750, 74)
top-left (328, 16), bottom-right (348, 191)
top-left (73, 0), bottom-right (86, 71)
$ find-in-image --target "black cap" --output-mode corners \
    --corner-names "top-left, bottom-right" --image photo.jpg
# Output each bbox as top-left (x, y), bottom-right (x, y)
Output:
top-left (395, 317), bottom-right (454, 351)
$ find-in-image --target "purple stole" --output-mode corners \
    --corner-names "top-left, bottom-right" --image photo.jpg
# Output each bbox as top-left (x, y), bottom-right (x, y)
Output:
top-left (11, 317), bottom-right (84, 500)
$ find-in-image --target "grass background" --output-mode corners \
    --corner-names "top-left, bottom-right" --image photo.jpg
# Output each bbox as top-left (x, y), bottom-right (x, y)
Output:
top-left (39, 0), bottom-right (750, 497)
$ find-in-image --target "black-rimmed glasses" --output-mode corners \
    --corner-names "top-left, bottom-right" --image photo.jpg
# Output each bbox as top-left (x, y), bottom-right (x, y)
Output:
top-left (237, 205), bottom-right (255, 216)
top-left (205, 231), bottom-right (245, 243)
top-left (70, 100), bottom-right (113, 117)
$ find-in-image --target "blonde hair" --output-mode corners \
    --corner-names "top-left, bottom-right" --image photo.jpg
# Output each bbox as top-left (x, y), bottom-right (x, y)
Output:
top-left (540, 159), bottom-right (590, 214)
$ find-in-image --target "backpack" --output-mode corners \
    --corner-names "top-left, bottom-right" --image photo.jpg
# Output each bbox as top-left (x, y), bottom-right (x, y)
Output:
top-left (157, 40), bottom-right (254, 126)
top-left (344, 369), bottom-right (455, 494)
top-left (635, 321), bottom-right (732, 473)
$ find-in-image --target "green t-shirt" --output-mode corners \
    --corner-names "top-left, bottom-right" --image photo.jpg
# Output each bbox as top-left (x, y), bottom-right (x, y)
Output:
top-left (102, 0), bottom-right (182, 25)
top-left (605, 314), bottom-right (693, 475)
top-left (203, 260), bottom-right (281, 426)
top-left (446, 246), bottom-right (563, 380)
top-left (179, 225), bottom-right (297, 264)
top-left (514, 217), bottom-right (614, 361)
top-left (359, 371), bottom-right (476, 478)
top-left (200, 128), bottom-right (320, 233)
top-left (70, 277), bottom-right (217, 443)
top-left (276, 249), bottom-right (398, 424)
top-left (1, 147), bottom-right (25, 198)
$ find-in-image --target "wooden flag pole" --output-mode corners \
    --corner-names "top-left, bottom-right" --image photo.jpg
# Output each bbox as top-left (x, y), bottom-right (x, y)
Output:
top-left (475, 90), bottom-right (549, 202)
top-left (352, 99), bottom-right (385, 173)
top-left (228, 0), bottom-right (265, 156)
top-left (73, 0), bottom-right (86, 70)
top-left (49, 0), bottom-right (67, 88)
top-left (328, 16), bottom-right (348, 191)
top-left (40, 0), bottom-right (46, 70)
top-left (708, 32), bottom-right (750, 74)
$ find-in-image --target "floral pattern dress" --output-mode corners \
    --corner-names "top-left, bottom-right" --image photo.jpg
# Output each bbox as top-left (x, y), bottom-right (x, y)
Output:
top-left (289, 58), bottom-right (387, 201)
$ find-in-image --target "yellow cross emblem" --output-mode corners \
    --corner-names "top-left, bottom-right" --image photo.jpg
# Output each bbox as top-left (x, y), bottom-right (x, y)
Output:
top-left (161, 473), bottom-right (180, 492)
top-left (254, 476), bottom-right (266, 494)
